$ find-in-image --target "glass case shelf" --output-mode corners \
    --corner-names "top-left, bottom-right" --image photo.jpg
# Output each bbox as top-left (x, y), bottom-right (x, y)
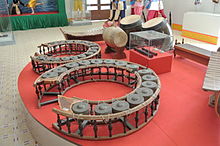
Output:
top-left (0, 0), bottom-right (15, 46)
top-left (69, 0), bottom-right (92, 26)
top-left (129, 30), bottom-right (173, 52)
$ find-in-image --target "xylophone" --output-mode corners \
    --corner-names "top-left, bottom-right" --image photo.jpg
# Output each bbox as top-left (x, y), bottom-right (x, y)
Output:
top-left (203, 52), bottom-right (220, 117)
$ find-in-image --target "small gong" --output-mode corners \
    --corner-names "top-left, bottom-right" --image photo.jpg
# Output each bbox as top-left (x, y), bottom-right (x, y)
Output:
top-left (71, 102), bottom-right (90, 115)
top-left (48, 57), bottom-right (61, 62)
top-left (126, 64), bottom-right (139, 72)
top-left (135, 87), bottom-right (154, 100)
top-left (36, 55), bottom-right (47, 61)
top-left (142, 74), bottom-right (157, 82)
top-left (61, 56), bottom-right (71, 61)
top-left (137, 69), bottom-right (153, 75)
top-left (77, 54), bottom-right (87, 58)
top-left (78, 60), bottom-right (91, 66)
top-left (115, 61), bottom-right (128, 67)
top-left (89, 47), bottom-right (99, 51)
top-left (65, 62), bottom-right (79, 69)
top-left (112, 100), bottom-right (129, 113)
top-left (91, 59), bottom-right (103, 64)
top-left (41, 71), bottom-right (59, 79)
top-left (53, 67), bottom-right (68, 75)
top-left (69, 56), bottom-right (78, 60)
top-left (141, 81), bottom-right (158, 91)
top-left (95, 103), bottom-right (112, 115)
top-left (126, 94), bottom-right (144, 108)
top-left (85, 51), bottom-right (94, 56)
top-left (104, 59), bottom-right (115, 64)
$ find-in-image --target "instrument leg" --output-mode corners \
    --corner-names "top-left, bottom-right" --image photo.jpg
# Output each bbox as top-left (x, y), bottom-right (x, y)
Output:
top-left (214, 92), bottom-right (220, 117)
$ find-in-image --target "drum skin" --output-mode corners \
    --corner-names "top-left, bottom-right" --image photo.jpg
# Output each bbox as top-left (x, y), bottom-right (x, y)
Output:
top-left (103, 26), bottom-right (128, 48)
top-left (120, 15), bottom-right (142, 29)
top-left (142, 17), bottom-right (172, 35)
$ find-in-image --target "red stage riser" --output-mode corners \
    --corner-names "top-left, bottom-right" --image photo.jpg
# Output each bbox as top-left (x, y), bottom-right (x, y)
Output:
top-left (130, 49), bottom-right (173, 74)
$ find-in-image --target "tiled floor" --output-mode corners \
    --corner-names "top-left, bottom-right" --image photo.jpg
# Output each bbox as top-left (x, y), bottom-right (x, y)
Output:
top-left (0, 22), bottom-right (218, 146)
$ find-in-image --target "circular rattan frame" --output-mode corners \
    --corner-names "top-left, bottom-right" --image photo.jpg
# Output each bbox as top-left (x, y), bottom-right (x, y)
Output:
top-left (30, 40), bottom-right (101, 74)
top-left (33, 59), bottom-right (161, 140)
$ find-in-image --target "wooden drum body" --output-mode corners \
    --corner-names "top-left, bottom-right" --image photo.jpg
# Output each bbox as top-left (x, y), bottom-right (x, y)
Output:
top-left (120, 15), bottom-right (143, 45)
top-left (142, 17), bottom-right (174, 50)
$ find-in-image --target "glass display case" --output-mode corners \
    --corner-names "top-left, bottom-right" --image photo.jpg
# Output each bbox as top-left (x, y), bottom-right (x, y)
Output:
top-left (129, 30), bottom-right (173, 52)
top-left (0, 0), bottom-right (15, 46)
top-left (70, 0), bottom-right (92, 25)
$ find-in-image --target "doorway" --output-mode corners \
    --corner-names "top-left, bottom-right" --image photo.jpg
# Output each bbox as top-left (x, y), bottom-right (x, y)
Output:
top-left (86, 0), bottom-right (111, 20)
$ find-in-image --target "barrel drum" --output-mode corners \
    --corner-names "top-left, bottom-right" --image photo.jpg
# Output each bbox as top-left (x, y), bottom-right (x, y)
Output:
top-left (103, 27), bottom-right (128, 59)
top-left (103, 26), bottom-right (128, 48)
top-left (120, 15), bottom-right (143, 46)
top-left (142, 17), bottom-right (174, 51)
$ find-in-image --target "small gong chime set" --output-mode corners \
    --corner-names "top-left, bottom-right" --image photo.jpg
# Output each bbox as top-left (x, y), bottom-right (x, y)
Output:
top-left (29, 16), bottom-right (163, 140)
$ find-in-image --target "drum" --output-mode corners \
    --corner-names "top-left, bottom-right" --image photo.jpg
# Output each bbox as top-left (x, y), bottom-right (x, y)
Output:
top-left (103, 26), bottom-right (128, 48)
top-left (120, 15), bottom-right (142, 44)
top-left (142, 17), bottom-right (174, 50)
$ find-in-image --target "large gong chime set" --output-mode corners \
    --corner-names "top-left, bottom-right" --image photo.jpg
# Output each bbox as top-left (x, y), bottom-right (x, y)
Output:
top-left (28, 15), bottom-right (172, 140)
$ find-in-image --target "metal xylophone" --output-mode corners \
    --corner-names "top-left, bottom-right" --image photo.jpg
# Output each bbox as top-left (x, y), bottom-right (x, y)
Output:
top-left (33, 59), bottom-right (161, 139)
top-left (30, 40), bottom-right (101, 74)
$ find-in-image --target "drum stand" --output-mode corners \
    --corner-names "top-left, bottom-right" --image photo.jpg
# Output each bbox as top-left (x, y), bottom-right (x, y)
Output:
top-left (208, 92), bottom-right (220, 117)
top-left (113, 47), bottom-right (126, 59)
top-left (105, 46), bottom-right (126, 59)
top-left (105, 46), bottom-right (116, 54)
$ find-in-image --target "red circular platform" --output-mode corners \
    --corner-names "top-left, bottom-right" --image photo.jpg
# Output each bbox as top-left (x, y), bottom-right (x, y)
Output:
top-left (18, 58), bottom-right (220, 146)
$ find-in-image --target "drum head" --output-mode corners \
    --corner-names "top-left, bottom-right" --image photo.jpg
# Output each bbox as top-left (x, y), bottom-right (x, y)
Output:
top-left (114, 30), bottom-right (128, 47)
top-left (142, 17), bottom-right (165, 29)
top-left (120, 15), bottom-right (141, 25)
top-left (103, 27), bottom-right (128, 48)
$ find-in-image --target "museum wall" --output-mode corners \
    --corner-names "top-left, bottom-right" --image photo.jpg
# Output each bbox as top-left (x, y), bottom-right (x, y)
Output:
top-left (163, 0), bottom-right (220, 25)
top-left (65, 0), bottom-right (72, 19)
top-left (64, 0), bottom-right (220, 25)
